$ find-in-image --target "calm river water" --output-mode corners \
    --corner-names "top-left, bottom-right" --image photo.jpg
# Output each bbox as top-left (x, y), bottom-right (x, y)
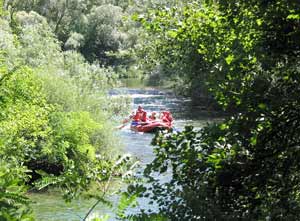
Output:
top-left (29, 82), bottom-right (219, 220)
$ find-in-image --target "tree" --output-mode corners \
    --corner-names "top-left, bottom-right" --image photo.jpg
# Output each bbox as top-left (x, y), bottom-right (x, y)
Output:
top-left (82, 4), bottom-right (125, 63)
top-left (0, 3), bottom-right (131, 219)
top-left (126, 0), bottom-right (300, 219)
top-left (4, 0), bottom-right (139, 67)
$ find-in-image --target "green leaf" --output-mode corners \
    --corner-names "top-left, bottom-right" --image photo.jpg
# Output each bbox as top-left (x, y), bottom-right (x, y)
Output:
top-left (250, 136), bottom-right (257, 145)
top-left (225, 54), bottom-right (234, 65)
top-left (258, 103), bottom-right (266, 110)
top-left (117, 192), bottom-right (137, 219)
top-left (256, 19), bottom-right (262, 26)
top-left (287, 14), bottom-right (300, 20)
top-left (219, 123), bottom-right (229, 130)
top-left (167, 30), bottom-right (178, 38)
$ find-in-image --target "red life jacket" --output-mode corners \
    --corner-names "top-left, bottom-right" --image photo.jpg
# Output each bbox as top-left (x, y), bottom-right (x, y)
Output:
top-left (161, 111), bottom-right (173, 123)
top-left (140, 110), bottom-right (147, 122)
top-left (133, 109), bottom-right (147, 122)
top-left (133, 111), bottom-right (141, 121)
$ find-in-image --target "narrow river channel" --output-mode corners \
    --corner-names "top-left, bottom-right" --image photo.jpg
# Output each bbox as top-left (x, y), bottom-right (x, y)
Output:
top-left (29, 81), bottom-right (219, 220)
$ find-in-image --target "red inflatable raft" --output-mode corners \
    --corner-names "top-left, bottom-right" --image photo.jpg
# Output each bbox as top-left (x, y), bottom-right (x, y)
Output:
top-left (130, 121), bottom-right (172, 133)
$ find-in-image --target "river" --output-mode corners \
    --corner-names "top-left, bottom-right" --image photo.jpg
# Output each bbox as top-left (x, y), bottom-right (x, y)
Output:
top-left (29, 81), bottom-right (219, 220)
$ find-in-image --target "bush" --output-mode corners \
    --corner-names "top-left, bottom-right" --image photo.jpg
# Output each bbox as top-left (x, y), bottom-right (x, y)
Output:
top-left (126, 0), bottom-right (300, 219)
top-left (0, 160), bottom-right (34, 221)
top-left (0, 5), bottom-right (130, 219)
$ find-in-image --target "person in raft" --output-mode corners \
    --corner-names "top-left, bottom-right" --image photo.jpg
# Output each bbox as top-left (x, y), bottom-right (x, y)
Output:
top-left (148, 111), bottom-right (157, 121)
top-left (131, 105), bottom-right (147, 127)
top-left (160, 110), bottom-right (173, 125)
top-left (147, 110), bottom-right (173, 124)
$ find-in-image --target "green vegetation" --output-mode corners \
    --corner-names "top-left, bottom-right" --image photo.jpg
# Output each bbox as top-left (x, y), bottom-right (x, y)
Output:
top-left (0, 1), bottom-right (132, 219)
top-left (1, 0), bottom-right (300, 220)
top-left (4, 0), bottom-right (140, 75)
top-left (123, 0), bottom-right (300, 220)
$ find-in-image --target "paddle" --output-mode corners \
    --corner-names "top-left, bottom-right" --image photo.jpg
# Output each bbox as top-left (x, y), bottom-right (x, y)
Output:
top-left (116, 118), bottom-right (131, 130)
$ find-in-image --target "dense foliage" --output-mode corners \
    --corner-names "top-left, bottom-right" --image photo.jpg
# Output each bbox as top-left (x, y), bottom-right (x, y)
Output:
top-left (4, 0), bottom-right (192, 77)
top-left (125, 0), bottom-right (300, 220)
top-left (0, 1), bottom-right (131, 219)
top-left (2, 0), bottom-right (300, 220)
top-left (4, 0), bottom-right (140, 70)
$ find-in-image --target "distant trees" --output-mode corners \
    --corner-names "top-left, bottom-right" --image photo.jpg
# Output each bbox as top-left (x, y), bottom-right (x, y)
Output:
top-left (82, 4), bottom-right (124, 62)
top-left (4, 0), bottom-right (137, 66)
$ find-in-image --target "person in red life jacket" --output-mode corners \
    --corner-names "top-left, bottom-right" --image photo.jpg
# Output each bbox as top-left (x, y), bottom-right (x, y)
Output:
top-left (138, 106), bottom-right (148, 122)
top-left (149, 112), bottom-right (157, 121)
top-left (161, 111), bottom-right (173, 126)
top-left (131, 106), bottom-right (148, 126)
top-left (141, 111), bottom-right (148, 122)
top-left (132, 112), bottom-right (141, 122)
